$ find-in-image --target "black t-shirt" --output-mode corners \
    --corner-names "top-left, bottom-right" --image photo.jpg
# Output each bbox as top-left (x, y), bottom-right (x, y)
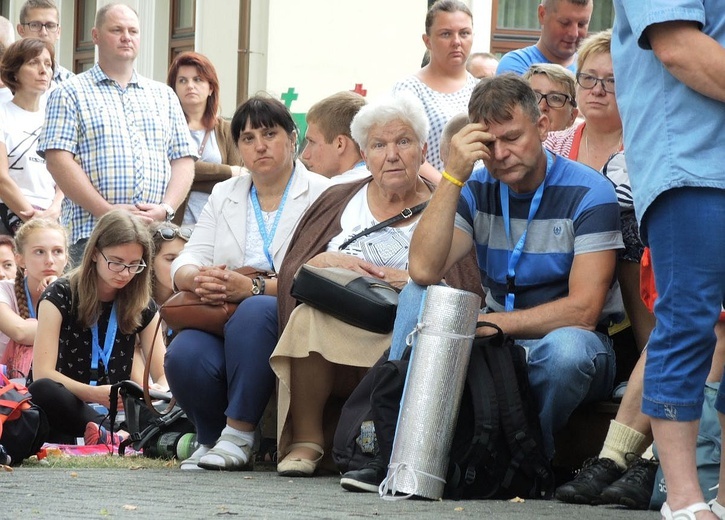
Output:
top-left (30, 278), bottom-right (157, 385)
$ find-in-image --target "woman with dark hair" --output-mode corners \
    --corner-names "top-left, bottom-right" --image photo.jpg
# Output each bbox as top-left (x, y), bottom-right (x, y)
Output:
top-left (28, 210), bottom-right (167, 446)
top-left (0, 38), bottom-right (63, 234)
top-left (167, 51), bottom-right (242, 225)
top-left (164, 95), bottom-right (330, 471)
top-left (392, 0), bottom-right (478, 183)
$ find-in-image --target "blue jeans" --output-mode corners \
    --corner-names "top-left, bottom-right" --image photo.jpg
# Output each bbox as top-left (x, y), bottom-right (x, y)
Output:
top-left (164, 295), bottom-right (278, 445)
top-left (640, 188), bottom-right (725, 421)
top-left (389, 282), bottom-right (616, 458)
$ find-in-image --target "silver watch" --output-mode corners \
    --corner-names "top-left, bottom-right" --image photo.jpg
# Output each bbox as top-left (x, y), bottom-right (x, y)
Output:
top-left (160, 202), bottom-right (175, 221)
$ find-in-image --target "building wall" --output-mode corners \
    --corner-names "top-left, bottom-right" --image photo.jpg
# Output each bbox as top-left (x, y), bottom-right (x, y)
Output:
top-left (5, 0), bottom-right (493, 119)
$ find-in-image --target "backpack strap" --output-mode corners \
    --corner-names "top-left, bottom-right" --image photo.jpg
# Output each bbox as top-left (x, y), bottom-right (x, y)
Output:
top-left (447, 329), bottom-right (501, 498)
top-left (0, 374), bottom-right (32, 438)
top-left (478, 321), bottom-right (554, 498)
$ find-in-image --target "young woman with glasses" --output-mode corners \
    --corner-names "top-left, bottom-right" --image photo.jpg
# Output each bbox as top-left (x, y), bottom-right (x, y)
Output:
top-left (27, 210), bottom-right (168, 447)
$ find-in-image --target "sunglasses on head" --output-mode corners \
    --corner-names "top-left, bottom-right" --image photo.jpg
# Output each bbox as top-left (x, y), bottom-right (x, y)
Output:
top-left (156, 227), bottom-right (192, 241)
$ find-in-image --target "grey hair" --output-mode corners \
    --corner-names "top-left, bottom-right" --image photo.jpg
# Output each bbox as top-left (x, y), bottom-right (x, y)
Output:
top-left (350, 91), bottom-right (430, 150)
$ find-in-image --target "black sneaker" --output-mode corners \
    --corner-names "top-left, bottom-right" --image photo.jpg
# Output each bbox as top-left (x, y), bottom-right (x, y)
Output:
top-left (600, 454), bottom-right (658, 510)
top-left (340, 457), bottom-right (387, 493)
top-left (554, 457), bottom-right (624, 505)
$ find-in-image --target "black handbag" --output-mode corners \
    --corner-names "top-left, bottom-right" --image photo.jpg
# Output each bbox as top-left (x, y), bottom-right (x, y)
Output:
top-left (290, 264), bottom-right (399, 334)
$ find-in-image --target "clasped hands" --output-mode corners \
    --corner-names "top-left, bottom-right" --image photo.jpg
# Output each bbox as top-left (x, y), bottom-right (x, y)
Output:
top-left (191, 264), bottom-right (255, 304)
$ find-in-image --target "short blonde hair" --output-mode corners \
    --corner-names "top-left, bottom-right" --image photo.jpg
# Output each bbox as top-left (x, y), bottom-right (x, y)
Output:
top-left (523, 63), bottom-right (577, 107)
top-left (576, 29), bottom-right (612, 72)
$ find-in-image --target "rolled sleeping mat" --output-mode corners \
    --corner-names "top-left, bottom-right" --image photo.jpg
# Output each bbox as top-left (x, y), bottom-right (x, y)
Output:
top-left (380, 285), bottom-right (481, 500)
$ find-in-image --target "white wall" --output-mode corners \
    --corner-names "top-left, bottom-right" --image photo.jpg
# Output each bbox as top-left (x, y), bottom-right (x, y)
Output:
top-left (262, 0), bottom-right (430, 113)
top-left (5, 0), bottom-right (494, 119)
top-left (195, 0), bottom-right (245, 118)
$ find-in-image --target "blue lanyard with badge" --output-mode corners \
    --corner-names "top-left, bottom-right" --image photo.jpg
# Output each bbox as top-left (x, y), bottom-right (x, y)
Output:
top-left (90, 301), bottom-right (118, 386)
top-left (499, 149), bottom-right (554, 311)
top-left (250, 168), bottom-right (295, 270)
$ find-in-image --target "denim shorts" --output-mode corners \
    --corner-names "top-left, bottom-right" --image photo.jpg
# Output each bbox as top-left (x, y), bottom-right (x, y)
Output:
top-left (641, 187), bottom-right (725, 421)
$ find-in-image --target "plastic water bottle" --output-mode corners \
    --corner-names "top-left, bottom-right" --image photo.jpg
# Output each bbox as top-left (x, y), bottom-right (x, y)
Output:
top-left (0, 444), bottom-right (11, 466)
top-left (175, 433), bottom-right (198, 460)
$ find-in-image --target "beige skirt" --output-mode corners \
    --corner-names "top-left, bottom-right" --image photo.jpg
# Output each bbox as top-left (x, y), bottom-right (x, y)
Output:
top-left (270, 303), bottom-right (391, 465)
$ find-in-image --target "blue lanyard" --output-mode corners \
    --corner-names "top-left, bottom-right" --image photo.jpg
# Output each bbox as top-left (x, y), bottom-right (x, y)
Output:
top-left (499, 150), bottom-right (554, 311)
top-left (250, 168), bottom-right (295, 270)
top-left (90, 301), bottom-right (118, 386)
top-left (23, 278), bottom-right (36, 319)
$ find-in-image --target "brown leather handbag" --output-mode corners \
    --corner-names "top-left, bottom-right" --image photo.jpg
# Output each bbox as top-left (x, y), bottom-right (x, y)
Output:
top-left (159, 267), bottom-right (273, 337)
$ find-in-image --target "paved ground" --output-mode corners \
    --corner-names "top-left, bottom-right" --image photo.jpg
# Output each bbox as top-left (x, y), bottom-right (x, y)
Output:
top-left (2, 465), bottom-right (659, 519)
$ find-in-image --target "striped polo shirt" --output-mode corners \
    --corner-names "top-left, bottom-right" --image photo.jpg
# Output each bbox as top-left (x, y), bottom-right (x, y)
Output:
top-left (455, 151), bottom-right (624, 320)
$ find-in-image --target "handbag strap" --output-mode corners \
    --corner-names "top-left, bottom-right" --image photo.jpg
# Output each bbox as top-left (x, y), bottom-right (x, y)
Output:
top-left (141, 311), bottom-right (178, 416)
top-left (338, 200), bottom-right (429, 251)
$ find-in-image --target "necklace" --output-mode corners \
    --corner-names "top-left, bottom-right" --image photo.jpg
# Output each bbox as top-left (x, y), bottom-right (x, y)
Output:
top-left (584, 130), bottom-right (623, 165)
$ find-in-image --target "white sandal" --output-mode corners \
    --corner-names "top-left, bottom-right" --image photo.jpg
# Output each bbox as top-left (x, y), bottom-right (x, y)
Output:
top-left (661, 502), bottom-right (711, 519)
top-left (709, 499), bottom-right (725, 520)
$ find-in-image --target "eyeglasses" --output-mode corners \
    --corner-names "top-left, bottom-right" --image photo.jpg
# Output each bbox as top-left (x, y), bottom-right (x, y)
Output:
top-left (155, 227), bottom-right (192, 242)
top-left (21, 21), bottom-right (59, 33)
top-left (576, 73), bottom-right (616, 94)
top-left (99, 250), bottom-right (146, 274)
top-left (534, 91), bottom-right (576, 109)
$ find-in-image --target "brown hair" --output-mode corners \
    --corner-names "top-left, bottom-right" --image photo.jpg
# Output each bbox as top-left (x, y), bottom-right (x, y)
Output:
top-left (19, 0), bottom-right (58, 24)
top-left (13, 218), bottom-right (68, 320)
top-left (0, 37), bottom-right (55, 94)
top-left (468, 74), bottom-right (541, 126)
top-left (306, 91), bottom-right (366, 148)
top-left (69, 210), bottom-right (153, 334)
top-left (167, 51), bottom-right (221, 131)
top-left (425, 0), bottom-right (473, 35)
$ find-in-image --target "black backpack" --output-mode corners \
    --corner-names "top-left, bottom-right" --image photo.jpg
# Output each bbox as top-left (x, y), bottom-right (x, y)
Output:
top-left (333, 322), bottom-right (554, 500)
top-left (0, 374), bottom-right (48, 465)
top-left (445, 322), bottom-right (554, 499)
top-left (108, 380), bottom-right (195, 458)
top-left (332, 348), bottom-right (409, 473)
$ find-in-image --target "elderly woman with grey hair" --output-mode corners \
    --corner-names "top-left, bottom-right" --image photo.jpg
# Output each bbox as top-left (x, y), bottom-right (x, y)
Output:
top-left (271, 91), bottom-right (481, 478)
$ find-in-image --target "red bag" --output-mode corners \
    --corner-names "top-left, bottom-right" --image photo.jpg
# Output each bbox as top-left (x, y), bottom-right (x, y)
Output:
top-left (0, 374), bottom-right (48, 464)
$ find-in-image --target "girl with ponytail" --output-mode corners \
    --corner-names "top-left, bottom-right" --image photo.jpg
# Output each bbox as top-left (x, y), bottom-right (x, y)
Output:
top-left (0, 218), bottom-right (68, 380)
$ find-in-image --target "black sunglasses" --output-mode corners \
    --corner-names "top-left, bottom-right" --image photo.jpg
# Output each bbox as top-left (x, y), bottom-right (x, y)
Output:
top-left (155, 227), bottom-right (192, 241)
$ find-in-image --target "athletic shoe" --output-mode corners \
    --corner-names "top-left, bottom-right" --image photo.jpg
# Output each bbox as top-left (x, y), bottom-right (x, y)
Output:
top-left (84, 422), bottom-right (127, 448)
top-left (340, 457), bottom-right (387, 493)
top-left (601, 454), bottom-right (658, 509)
top-left (554, 457), bottom-right (624, 505)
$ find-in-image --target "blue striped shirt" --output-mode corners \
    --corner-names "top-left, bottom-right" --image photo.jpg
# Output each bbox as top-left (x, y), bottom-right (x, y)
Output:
top-left (38, 64), bottom-right (196, 242)
top-left (455, 154), bottom-right (624, 318)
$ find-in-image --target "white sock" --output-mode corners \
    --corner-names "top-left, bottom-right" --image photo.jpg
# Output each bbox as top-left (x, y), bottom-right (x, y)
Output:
top-left (201, 426), bottom-right (255, 465)
top-left (180, 444), bottom-right (213, 471)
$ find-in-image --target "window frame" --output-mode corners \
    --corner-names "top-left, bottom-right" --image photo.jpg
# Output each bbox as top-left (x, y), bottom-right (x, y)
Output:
top-left (169, 0), bottom-right (196, 65)
top-left (72, 0), bottom-right (97, 73)
top-left (489, 0), bottom-right (614, 56)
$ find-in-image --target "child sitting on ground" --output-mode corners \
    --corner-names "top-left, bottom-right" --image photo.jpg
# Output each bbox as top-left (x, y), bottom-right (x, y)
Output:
top-left (0, 219), bottom-right (67, 381)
